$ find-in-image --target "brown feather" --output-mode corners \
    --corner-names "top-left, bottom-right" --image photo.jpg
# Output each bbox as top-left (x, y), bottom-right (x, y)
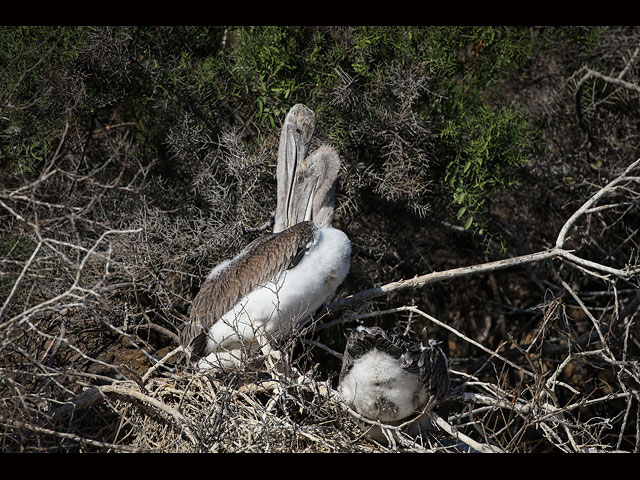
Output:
top-left (180, 221), bottom-right (317, 356)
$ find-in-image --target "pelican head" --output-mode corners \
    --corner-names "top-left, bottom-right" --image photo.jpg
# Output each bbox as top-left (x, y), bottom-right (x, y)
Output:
top-left (274, 104), bottom-right (342, 233)
top-left (274, 104), bottom-right (316, 233)
top-left (285, 145), bottom-right (340, 229)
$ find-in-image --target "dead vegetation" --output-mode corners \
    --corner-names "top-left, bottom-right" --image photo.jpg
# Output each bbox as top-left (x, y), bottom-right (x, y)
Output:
top-left (1, 26), bottom-right (640, 452)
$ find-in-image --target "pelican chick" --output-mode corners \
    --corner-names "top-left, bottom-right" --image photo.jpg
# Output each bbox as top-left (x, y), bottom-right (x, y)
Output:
top-left (338, 326), bottom-right (450, 438)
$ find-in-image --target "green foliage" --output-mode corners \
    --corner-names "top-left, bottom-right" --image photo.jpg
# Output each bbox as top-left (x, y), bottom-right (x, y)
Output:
top-left (411, 27), bottom-right (542, 236)
top-left (0, 26), bottom-right (87, 179)
top-left (0, 26), bottom-right (600, 239)
top-left (0, 26), bottom-right (85, 92)
top-left (310, 26), bottom-right (543, 236)
top-left (421, 26), bottom-right (553, 89)
top-left (442, 102), bottom-right (531, 235)
top-left (224, 26), bottom-right (335, 128)
top-left (350, 27), bottom-right (416, 76)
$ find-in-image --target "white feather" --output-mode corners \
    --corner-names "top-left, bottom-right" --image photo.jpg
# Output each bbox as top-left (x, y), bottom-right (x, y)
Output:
top-left (198, 227), bottom-right (351, 371)
top-left (206, 258), bottom-right (232, 281)
top-left (338, 349), bottom-right (428, 423)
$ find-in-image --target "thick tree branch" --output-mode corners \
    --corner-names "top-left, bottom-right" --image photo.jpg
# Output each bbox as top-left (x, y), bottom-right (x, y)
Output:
top-left (328, 158), bottom-right (640, 314)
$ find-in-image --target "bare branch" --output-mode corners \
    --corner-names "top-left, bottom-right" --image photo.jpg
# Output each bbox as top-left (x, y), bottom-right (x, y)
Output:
top-left (556, 157), bottom-right (640, 249)
top-left (49, 380), bottom-right (199, 447)
top-left (576, 66), bottom-right (640, 95)
top-left (329, 158), bottom-right (640, 315)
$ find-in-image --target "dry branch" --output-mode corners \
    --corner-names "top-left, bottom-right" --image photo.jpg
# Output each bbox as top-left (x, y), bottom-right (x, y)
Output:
top-left (576, 66), bottom-right (640, 96)
top-left (49, 380), bottom-right (199, 447)
top-left (328, 157), bottom-right (640, 314)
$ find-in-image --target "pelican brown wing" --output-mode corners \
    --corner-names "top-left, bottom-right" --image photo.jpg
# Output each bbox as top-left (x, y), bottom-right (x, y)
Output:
top-left (180, 221), bottom-right (317, 358)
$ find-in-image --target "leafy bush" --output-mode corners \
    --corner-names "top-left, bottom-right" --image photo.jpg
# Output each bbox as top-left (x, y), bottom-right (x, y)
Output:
top-left (1, 26), bottom-right (554, 231)
top-left (442, 102), bottom-right (530, 235)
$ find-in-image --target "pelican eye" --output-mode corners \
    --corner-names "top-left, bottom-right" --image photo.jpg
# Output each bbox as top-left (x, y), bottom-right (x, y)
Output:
top-left (296, 173), bottom-right (305, 183)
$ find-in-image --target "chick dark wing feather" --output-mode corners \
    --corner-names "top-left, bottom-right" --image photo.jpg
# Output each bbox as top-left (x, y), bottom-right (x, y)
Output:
top-left (340, 326), bottom-right (404, 380)
top-left (401, 340), bottom-right (450, 400)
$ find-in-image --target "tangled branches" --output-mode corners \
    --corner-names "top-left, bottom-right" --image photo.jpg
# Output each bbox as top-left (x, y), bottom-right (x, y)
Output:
top-left (2, 115), bottom-right (638, 450)
top-left (1, 26), bottom-right (640, 452)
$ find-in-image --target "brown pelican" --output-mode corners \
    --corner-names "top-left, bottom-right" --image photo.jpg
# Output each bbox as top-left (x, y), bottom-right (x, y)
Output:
top-left (338, 326), bottom-right (449, 439)
top-left (180, 105), bottom-right (351, 372)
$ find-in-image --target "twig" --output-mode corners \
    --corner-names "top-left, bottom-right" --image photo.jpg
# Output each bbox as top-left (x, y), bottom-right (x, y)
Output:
top-left (0, 241), bottom-right (42, 320)
top-left (49, 380), bottom-right (199, 447)
top-left (0, 417), bottom-right (143, 452)
top-left (430, 410), bottom-right (503, 453)
top-left (406, 306), bottom-right (536, 378)
top-left (576, 67), bottom-right (640, 95)
top-left (556, 157), bottom-right (640, 249)
top-left (0, 228), bottom-right (143, 329)
top-left (141, 346), bottom-right (184, 384)
top-left (327, 158), bottom-right (640, 315)
top-left (337, 305), bottom-right (535, 378)
top-left (327, 249), bottom-right (561, 313)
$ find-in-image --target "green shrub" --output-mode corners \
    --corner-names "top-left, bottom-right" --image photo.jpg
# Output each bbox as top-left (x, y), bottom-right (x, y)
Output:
top-left (0, 26), bottom-right (87, 180)
top-left (1, 26), bottom-right (597, 238)
top-left (442, 102), bottom-right (531, 234)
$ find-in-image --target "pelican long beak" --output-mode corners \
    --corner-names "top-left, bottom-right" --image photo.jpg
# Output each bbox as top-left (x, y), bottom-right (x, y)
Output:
top-left (303, 179), bottom-right (317, 223)
top-left (274, 104), bottom-right (316, 233)
top-left (284, 123), bottom-right (305, 228)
